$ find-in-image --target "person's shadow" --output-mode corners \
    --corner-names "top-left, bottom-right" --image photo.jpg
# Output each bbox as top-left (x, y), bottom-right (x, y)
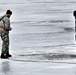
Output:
top-left (1, 61), bottom-right (12, 75)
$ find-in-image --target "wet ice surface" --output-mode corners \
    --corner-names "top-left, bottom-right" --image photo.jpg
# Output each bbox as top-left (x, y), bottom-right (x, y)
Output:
top-left (0, 60), bottom-right (76, 75)
top-left (0, 0), bottom-right (76, 75)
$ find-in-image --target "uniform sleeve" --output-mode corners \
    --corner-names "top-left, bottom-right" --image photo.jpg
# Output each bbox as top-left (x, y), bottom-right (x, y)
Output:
top-left (0, 16), bottom-right (3, 20)
top-left (3, 17), bottom-right (12, 31)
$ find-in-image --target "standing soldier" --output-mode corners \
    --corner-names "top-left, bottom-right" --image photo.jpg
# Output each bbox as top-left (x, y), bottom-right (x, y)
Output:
top-left (73, 10), bottom-right (76, 30)
top-left (0, 10), bottom-right (12, 59)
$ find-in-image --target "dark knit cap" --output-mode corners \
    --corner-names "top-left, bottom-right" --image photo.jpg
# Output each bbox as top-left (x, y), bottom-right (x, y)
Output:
top-left (6, 10), bottom-right (12, 14)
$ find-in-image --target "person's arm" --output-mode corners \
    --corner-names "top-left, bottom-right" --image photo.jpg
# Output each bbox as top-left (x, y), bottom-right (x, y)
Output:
top-left (3, 17), bottom-right (12, 31)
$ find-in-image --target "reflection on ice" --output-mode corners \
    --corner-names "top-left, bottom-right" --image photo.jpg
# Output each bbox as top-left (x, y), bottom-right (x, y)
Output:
top-left (1, 61), bottom-right (11, 75)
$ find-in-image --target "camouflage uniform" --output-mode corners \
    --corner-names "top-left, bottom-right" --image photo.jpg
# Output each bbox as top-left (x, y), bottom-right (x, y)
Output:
top-left (1, 31), bottom-right (9, 55)
top-left (0, 15), bottom-right (12, 56)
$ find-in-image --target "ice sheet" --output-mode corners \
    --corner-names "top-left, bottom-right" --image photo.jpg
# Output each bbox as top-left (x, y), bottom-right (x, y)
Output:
top-left (0, 0), bottom-right (76, 75)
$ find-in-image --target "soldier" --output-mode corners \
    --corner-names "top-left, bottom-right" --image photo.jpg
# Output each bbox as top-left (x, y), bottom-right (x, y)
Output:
top-left (0, 10), bottom-right (12, 59)
top-left (73, 10), bottom-right (76, 30)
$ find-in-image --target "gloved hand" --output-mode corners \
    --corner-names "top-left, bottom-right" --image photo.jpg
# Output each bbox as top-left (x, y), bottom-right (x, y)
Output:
top-left (9, 27), bottom-right (12, 31)
top-left (4, 27), bottom-right (12, 31)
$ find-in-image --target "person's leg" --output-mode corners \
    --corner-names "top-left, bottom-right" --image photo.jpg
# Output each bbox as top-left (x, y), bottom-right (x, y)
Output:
top-left (75, 19), bottom-right (76, 32)
top-left (1, 32), bottom-right (9, 58)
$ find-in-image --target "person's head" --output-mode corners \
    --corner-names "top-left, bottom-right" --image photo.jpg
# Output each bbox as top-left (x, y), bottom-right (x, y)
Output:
top-left (6, 10), bottom-right (12, 18)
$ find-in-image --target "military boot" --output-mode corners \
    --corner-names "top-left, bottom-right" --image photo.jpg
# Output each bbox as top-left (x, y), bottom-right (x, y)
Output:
top-left (1, 53), bottom-right (9, 59)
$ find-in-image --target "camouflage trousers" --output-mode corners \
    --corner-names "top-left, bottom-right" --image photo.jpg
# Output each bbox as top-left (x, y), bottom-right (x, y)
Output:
top-left (1, 31), bottom-right (9, 55)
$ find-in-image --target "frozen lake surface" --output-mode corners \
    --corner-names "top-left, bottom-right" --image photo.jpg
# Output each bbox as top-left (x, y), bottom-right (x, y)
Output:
top-left (0, 0), bottom-right (76, 75)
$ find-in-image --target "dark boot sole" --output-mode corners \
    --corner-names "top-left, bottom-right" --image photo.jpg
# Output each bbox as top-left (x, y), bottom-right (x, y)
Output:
top-left (1, 56), bottom-right (9, 59)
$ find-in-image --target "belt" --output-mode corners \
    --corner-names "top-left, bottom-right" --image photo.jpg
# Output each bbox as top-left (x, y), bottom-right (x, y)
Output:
top-left (0, 28), bottom-right (4, 30)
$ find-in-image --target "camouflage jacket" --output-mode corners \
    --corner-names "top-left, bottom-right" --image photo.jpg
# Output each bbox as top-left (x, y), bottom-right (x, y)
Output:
top-left (0, 14), bottom-right (12, 31)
